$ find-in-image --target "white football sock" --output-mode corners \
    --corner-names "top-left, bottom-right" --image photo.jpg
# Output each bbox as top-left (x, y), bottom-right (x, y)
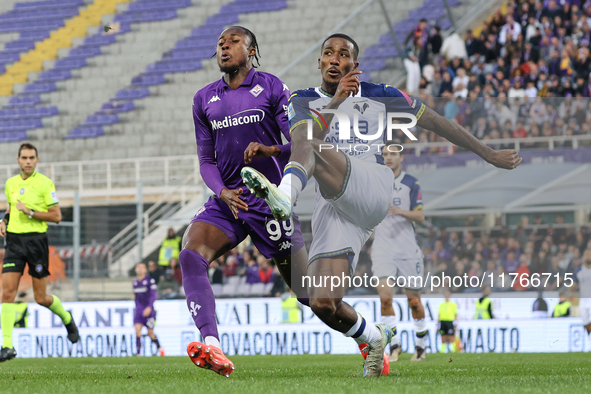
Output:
top-left (345, 314), bottom-right (382, 348)
top-left (278, 162), bottom-right (307, 203)
top-left (381, 315), bottom-right (399, 346)
top-left (414, 318), bottom-right (427, 349)
top-left (205, 336), bottom-right (221, 349)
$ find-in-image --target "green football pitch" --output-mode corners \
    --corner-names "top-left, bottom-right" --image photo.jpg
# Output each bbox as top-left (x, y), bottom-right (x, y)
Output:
top-left (0, 353), bottom-right (590, 393)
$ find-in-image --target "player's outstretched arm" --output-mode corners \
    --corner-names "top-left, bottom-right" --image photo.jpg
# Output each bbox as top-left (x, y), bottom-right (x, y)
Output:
top-left (417, 106), bottom-right (522, 170)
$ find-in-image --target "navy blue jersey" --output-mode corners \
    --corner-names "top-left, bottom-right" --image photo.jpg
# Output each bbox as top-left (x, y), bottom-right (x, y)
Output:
top-left (288, 82), bottom-right (425, 163)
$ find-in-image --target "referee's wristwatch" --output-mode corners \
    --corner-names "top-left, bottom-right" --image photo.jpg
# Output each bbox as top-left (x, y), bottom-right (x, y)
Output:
top-left (28, 209), bottom-right (35, 219)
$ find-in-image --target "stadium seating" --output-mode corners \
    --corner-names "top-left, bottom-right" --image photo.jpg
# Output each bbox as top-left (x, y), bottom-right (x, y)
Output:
top-left (64, 0), bottom-right (288, 139)
top-left (0, 0), bottom-right (482, 163)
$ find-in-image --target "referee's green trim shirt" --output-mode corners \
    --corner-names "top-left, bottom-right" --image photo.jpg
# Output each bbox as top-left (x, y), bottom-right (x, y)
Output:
top-left (5, 172), bottom-right (58, 233)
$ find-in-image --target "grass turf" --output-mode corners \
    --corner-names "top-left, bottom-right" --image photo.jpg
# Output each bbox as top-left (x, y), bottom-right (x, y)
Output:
top-left (0, 352), bottom-right (590, 393)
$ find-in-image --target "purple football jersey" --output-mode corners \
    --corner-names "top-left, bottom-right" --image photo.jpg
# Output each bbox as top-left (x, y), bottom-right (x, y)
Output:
top-left (192, 67), bottom-right (291, 201)
top-left (133, 276), bottom-right (157, 310)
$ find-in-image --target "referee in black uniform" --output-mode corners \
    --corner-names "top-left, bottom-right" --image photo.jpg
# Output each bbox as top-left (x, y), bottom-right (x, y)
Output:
top-left (0, 143), bottom-right (79, 362)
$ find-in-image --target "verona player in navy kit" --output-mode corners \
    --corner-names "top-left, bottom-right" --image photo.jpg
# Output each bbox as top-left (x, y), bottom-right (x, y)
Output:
top-left (181, 26), bottom-right (308, 377)
top-left (371, 140), bottom-right (428, 362)
top-left (242, 34), bottom-right (523, 377)
top-left (133, 262), bottom-right (164, 356)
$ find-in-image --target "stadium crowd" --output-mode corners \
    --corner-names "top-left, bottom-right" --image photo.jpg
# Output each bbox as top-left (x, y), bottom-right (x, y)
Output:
top-left (146, 246), bottom-right (287, 299)
top-left (352, 214), bottom-right (590, 295)
top-left (146, 217), bottom-right (590, 298)
top-left (399, 0), bottom-right (591, 150)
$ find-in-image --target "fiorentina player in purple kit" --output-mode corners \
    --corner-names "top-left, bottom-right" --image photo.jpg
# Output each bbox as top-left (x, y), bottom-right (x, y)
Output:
top-left (133, 262), bottom-right (164, 356)
top-left (181, 26), bottom-right (307, 377)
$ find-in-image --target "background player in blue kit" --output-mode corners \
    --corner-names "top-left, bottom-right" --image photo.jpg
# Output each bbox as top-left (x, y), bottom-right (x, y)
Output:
top-left (371, 140), bottom-right (428, 362)
top-left (242, 33), bottom-right (522, 377)
top-left (133, 262), bottom-right (164, 357)
top-left (181, 26), bottom-right (308, 377)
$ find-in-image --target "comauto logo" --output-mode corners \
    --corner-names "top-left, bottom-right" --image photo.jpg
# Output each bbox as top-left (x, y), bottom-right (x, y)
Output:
top-left (210, 108), bottom-right (265, 130)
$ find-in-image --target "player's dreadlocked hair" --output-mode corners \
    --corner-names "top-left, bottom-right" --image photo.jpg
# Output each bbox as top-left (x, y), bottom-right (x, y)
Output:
top-left (213, 26), bottom-right (261, 67)
top-left (237, 26), bottom-right (261, 68)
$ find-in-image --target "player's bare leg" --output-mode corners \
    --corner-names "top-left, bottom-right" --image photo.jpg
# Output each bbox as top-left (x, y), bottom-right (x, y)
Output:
top-left (181, 221), bottom-right (235, 377)
top-left (441, 334), bottom-right (454, 353)
top-left (406, 289), bottom-right (427, 361)
top-left (134, 324), bottom-right (143, 355)
top-left (308, 257), bottom-right (391, 377)
top-left (376, 278), bottom-right (401, 362)
top-left (32, 276), bottom-right (79, 343)
top-left (274, 247), bottom-right (309, 304)
top-left (147, 328), bottom-right (164, 356)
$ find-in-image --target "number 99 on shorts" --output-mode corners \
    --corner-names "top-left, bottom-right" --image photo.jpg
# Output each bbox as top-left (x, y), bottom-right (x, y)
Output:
top-left (265, 219), bottom-right (294, 241)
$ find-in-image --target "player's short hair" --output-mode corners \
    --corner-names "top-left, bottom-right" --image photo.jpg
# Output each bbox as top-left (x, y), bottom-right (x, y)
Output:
top-left (136, 261), bottom-right (147, 268)
top-left (18, 142), bottom-right (37, 158)
top-left (322, 33), bottom-right (359, 60)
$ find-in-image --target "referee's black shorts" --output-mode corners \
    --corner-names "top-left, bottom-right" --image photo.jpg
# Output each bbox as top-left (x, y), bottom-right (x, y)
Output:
top-left (3, 232), bottom-right (50, 279)
top-left (439, 321), bottom-right (455, 336)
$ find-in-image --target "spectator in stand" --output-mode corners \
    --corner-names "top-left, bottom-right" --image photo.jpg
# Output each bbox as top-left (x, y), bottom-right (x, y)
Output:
top-left (223, 255), bottom-right (238, 278)
top-left (439, 71), bottom-right (454, 95)
top-left (513, 254), bottom-right (532, 291)
top-left (441, 31), bottom-right (468, 60)
top-left (446, 231), bottom-right (462, 255)
top-left (429, 26), bottom-right (443, 61)
top-left (512, 120), bottom-right (528, 138)
top-left (433, 239), bottom-right (452, 261)
top-left (552, 291), bottom-right (572, 317)
top-left (452, 68), bottom-right (470, 91)
top-left (461, 231), bottom-right (476, 258)
top-left (465, 29), bottom-right (483, 57)
top-left (158, 228), bottom-right (181, 267)
top-left (245, 258), bottom-right (260, 284)
top-left (466, 260), bottom-right (483, 293)
top-left (258, 258), bottom-right (274, 284)
top-left (148, 260), bottom-right (163, 285)
top-left (546, 256), bottom-right (564, 290)
top-left (208, 260), bottom-right (223, 286)
top-left (504, 250), bottom-right (520, 273)
top-left (269, 265), bottom-right (286, 297)
top-left (169, 257), bottom-right (182, 285)
top-left (483, 260), bottom-right (497, 288)
top-left (404, 37), bottom-right (423, 95)
top-left (157, 269), bottom-right (180, 300)
top-left (451, 259), bottom-right (468, 293)
top-left (499, 14), bottom-right (522, 45)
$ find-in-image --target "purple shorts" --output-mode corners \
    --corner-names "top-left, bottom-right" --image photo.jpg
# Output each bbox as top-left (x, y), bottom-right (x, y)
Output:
top-left (191, 195), bottom-right (305, 259)
top-left (134, 308), bottom-right (156, 329)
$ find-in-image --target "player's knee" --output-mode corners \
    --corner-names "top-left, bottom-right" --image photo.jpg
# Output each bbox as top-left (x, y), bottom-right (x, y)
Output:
top-left (310, 298), bottom-right (338, 320)
top-left (34, 293), bottom-right (48, 306)
top-left (1, 289), bottom-right (17, 303)
top-left (179, 249), bottom-right (209, 275)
